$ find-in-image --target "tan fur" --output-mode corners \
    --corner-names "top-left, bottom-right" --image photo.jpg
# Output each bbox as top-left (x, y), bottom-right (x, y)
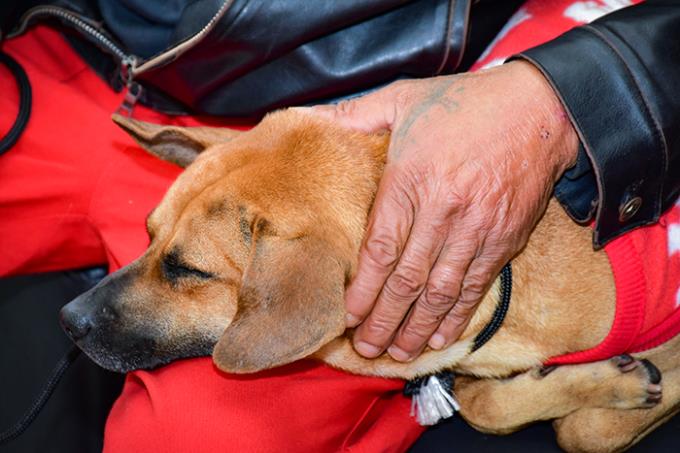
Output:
top-left (74, 109), bottom-right (679, 452)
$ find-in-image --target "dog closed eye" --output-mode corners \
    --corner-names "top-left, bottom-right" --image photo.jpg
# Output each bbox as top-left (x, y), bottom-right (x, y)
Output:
top-left (162, 250), bottom-right (214, 282)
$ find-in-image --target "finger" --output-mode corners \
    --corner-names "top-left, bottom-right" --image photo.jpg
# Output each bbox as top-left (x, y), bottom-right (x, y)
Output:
top-left (292, 82), bottom-right (402, 133)
top-left (429, 256), bottom-right (502, 349)
top-left (344, 168), bottom-right (415, 327)
top-left (352, 208), bottom-right (448, 359)
top-left (388, 238), bottom-right (477, 360)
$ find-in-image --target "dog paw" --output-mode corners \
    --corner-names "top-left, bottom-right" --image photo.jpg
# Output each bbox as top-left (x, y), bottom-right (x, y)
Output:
top-left (609, 355), bottom-right (662, 408)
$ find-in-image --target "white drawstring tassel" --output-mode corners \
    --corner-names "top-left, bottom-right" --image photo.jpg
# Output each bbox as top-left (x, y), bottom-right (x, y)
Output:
top-left (410, 374), bottom-right (460, 426)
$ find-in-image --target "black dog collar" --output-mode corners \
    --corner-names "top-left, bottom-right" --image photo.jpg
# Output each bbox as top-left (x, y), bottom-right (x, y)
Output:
top-left (471, 263), bottom-right (513, 352)
top-left (403, 263), bottom-right (513, 425)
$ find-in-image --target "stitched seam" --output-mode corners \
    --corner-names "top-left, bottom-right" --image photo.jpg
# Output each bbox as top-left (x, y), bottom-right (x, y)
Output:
top-left (582, 24), bottom-right (667, 217)
top-left (452, 0), bottom-right (473, 71)
top-left (601, 23), bottom-right (671, 215)
top-left (435, 0), bottom-right (456, 75)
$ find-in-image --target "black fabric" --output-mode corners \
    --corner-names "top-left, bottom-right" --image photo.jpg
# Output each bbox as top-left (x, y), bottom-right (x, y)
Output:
top-left (97, 0), bottom-right (192, 59)
top-left (513, 0), bottom-right (680, 247)
top-left (0, 268), bottom-right (124, 453)
top-left (133, 0), bottom-right (474, 117)
top-left (409, 412), bottom-right (680, 453)
top-left (2, 0), bottom-right (526, 117)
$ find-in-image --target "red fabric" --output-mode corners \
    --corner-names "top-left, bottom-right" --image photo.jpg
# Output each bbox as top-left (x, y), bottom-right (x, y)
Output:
top-left (547, 203), bottom-right (680, 365)
top-left (0, 27), bottom-right (422, 453)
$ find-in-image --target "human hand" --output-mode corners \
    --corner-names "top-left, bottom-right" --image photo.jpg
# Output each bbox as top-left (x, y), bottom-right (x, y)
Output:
top-left (308, 61), bottom-right (579, 362)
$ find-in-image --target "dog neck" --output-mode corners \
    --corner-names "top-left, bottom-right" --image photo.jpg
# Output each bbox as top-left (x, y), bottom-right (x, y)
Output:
top-left (314, 203), bottom-right (617, 380)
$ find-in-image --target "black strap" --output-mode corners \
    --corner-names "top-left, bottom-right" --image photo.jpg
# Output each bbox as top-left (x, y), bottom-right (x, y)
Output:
top-left (0, 346), bottom-right (81, 445)
top-left (0, 50), bottom-right (32, 156)
top-left (471, 263), bottom-right (512, 352)
top-left (404, 263), bottom-right (513, 403)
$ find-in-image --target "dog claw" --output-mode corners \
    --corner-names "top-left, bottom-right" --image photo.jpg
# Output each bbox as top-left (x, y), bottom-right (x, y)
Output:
top-left (645, 393), bottom-right (663, 406)
top-left (536, 365), bottom-right (558, 378)
top-left (647, 383), bottom-right (663, 395)
top-left (640, 359), bottom-right (662, 384)
top-left (613, 354), bottom-right (637, 372)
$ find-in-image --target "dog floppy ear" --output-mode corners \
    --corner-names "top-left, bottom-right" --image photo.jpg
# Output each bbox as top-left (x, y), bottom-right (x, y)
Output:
top-left (213, 223), bottom-right (347, 373)
top-left (112, 114), bottom-right (242, 167)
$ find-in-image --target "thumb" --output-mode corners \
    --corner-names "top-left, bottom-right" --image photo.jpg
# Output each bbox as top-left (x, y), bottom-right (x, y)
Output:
top-left (294, 84), bottom-right (400, 134)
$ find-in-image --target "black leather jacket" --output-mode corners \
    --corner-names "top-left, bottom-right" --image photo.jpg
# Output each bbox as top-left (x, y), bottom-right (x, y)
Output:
top-left (516, 0), bottom-right (680, 247)
top-left (1, 0), bottom-right (678, 247)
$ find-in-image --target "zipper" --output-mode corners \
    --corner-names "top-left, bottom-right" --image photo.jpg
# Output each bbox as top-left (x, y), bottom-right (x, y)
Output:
top-left (10, 5), bottom-right (142, 115)
top-left (9, 6), bottom-right (131, 62)
top-left (117, 56), bottom-right (143, 117)
top-left (131, 0), bottom-right (233, 78)
top-left (10, 1), bottom-right (235, 115)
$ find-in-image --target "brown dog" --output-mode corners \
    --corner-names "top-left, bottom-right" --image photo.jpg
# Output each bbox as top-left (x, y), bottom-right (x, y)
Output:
top-left (60, 110), bottom-right (680, 452)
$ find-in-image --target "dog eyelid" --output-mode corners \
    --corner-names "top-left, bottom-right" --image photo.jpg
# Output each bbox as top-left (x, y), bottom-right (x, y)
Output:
top-left (162, 252), bottom-right (214, 281)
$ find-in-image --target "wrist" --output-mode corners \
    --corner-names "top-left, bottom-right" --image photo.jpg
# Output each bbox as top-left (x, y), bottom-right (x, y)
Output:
top-left (505, 60), bottom-right (580, 179)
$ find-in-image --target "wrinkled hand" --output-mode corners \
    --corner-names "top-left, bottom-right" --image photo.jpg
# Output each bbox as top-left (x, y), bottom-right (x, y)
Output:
top-left (309, 61), bottom-right (579, 362)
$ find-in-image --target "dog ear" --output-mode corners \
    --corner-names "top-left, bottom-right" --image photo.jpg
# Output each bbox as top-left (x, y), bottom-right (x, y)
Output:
top-left (213, 222), bottom-right (347, 373)
top-left (112, 114), bottom-right (242, 167)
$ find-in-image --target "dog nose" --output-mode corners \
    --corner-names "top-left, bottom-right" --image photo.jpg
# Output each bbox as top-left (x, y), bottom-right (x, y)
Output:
top-left (60, 305), bottom-right (92, 341)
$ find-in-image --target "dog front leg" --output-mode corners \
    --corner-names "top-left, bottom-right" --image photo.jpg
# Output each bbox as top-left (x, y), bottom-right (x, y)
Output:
top-left (456, 355), bottom-right (662, 436)
top-left (553, 365), bottom-right (680, 453)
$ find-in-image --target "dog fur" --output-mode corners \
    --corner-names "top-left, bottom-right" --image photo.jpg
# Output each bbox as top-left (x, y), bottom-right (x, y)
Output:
top-left (60, 110), bottom-right (680, 452)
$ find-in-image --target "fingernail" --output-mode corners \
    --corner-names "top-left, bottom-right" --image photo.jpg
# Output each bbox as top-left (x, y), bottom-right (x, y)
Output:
top-left (345, 313), bottom-right (362, 327)
top-left (387, 345), bottom-right (412, 362)
top-left (428, 333), bottom-right (446, 350)
top-left (355, 341), bottom-right (382, 358)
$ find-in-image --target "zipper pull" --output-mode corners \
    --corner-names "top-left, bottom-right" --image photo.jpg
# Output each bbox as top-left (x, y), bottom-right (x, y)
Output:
top-left (117, 81), bottom-right (142, 117)
top-left (116, 56), bottom-right (142, 117)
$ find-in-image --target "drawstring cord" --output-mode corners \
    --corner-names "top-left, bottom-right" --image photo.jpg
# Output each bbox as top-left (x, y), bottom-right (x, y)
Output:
top-left (0, 50), bottom-right (32, 156)
top-left (0, 346), bottom-right (81, 444)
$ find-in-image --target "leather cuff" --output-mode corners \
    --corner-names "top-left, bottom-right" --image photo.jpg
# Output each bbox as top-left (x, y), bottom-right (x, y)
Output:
top-left (509, 26), bottom-right (666, 248)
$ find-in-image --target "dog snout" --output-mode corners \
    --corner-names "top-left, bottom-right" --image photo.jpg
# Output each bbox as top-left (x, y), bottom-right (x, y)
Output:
top-left (60, 302), bottom-right (94, 342)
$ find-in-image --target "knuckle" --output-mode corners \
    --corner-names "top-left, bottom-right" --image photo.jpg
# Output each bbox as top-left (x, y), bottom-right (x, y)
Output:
top-left (444, 309), bottom-right (470, 327)
top-left (461, 274), bottom-right (492, 298)
top-left (456, 292), bottom-right (483, 309)
top-left (364, 235), bottom-right (400, 269)
top-left (362, 317), bottom-right (396, 343)
top-left (443, 186), bottom-right (467, 209)
top-left (441, 183), bottom-right (474, 213)
top-left (385, 268), bottom-right (426, 299)
top-left (398, 324), bottom-right (430, 348)
top-left (422, 284), bottom-right (456, 312)
top-left (453, 293), bottom-right (483, 318)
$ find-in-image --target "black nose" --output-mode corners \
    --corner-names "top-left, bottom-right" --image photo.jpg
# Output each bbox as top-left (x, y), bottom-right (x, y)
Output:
top-left (59, 305), bottom-right (92, 341)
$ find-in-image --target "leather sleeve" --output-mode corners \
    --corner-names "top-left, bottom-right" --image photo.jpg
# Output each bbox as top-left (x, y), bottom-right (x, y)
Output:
top-left (511, 0), bottom-right (680, 248)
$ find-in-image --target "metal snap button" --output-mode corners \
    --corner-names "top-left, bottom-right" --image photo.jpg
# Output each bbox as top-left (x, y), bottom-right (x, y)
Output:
top-left (618, 196), bottom-right (642, 222)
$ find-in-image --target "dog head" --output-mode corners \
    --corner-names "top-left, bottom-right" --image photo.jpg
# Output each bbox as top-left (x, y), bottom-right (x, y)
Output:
top-left (60, 110), bottom-right (387, 373)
